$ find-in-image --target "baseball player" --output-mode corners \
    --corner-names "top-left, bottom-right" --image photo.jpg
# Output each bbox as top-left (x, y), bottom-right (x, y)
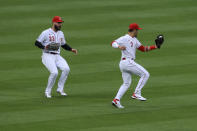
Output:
top-left (111, 23), bottom-right (164, 108)
top-left (35, 16), bottom-right (78, 98)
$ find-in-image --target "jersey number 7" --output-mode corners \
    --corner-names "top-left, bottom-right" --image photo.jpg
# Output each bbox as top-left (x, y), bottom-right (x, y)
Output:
top-left (130, 41), bottom-right (133, 47)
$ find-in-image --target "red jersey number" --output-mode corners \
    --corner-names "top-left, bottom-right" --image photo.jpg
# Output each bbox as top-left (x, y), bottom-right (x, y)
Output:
top-left (49, 35), bottom-right (55, 41)
top-left (130, 41), bottom-right (133, 47)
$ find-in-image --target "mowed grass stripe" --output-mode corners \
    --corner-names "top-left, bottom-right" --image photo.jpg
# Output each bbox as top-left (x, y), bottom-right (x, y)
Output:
top-left (0, 102), bottom-right (196, 129)
top-left (79, 118), bottom-right (197, 131)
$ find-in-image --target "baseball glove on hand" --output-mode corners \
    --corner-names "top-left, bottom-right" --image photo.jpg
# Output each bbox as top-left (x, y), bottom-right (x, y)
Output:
top-left (46, 43), bottom-right (60, 51)
top-left (155, 35), bottom-right (164, 49)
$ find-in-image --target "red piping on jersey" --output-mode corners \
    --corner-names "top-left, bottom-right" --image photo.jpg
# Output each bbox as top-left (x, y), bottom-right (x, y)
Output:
top-left (138, 45), bottom-right (157, 52)
top-left (111, 41), bottom-right (116, 46)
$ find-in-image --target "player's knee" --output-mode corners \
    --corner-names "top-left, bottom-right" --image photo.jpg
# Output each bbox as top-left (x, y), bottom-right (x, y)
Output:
top-left (63, 67), bottom-right (70, 74)
top-left (140, 71), bottom-right (150, 79)
top-left (51, 71), bottom-right (58, 77)
top-left (123, 82), bottom-right (131, 87)
top-left (144, 71), bottom-right (150, 79)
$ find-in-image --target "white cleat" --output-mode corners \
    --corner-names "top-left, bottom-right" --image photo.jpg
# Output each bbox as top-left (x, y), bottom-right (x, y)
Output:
top-left (57, 91), bottom-right (67, 96)
top-left (132, 93), bottom-right (147, 101)
top-left (112, 99), bottom-right (124, 109)
top-left (45, 92), bottom-right (52, 98)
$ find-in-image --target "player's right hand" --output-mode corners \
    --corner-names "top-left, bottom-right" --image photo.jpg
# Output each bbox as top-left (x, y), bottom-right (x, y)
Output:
top-left (71, 49), bottom-right (78, 54)
top-left (118, 46), bottom-right (126, 50)
top-left (45, 45), bottom-right (49, 50)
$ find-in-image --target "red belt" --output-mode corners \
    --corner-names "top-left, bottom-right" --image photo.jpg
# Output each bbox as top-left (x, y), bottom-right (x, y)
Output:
top-left (122, 58), bottom-right (134, 60)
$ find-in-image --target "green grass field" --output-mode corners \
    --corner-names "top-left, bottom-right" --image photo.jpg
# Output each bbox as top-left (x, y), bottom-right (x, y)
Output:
top-left (0, 0), bottom-right (197, 130)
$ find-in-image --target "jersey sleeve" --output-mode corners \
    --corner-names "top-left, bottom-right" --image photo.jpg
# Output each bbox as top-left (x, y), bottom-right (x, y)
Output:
top-left (61, 33), bottom-right (67, 45)
top-left (111, 41), bottom-right (119, 48)
top-left (37, 31), bottom-right (46, 44)
top-left (114, 37), bottom-right (125, 45)
top-left (136, 39), bottom-right (142, 48)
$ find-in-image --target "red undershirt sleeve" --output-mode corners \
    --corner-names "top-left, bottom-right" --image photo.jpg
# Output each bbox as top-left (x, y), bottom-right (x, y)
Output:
top-left (138, 45), bottom-right (157, 52)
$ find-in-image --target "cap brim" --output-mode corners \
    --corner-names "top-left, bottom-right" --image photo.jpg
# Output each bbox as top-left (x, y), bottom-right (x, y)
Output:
top-left (129, 28), bottom-right (142, 30)
top-left (57, 20), bottom-right (64, 23)
top-left (53, 20), bottom-right (64, 23)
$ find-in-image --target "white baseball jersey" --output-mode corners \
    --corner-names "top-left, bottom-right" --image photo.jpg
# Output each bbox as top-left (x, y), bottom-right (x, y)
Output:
top-left (37, 28), bottom-right (66, 54)
top-left (112, 34), bottom-right (150, 101)
top-left (113, 34), bottom-right (142, 59)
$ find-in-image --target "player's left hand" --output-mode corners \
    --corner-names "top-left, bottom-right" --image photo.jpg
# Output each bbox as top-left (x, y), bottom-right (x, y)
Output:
top-left (71, 49), bottom-right (78, 54)
top-left (155, 34), bottom-right (164, 49)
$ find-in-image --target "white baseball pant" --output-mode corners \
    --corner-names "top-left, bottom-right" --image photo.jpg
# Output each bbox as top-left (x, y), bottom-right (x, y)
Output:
top-left (115, 58), bottom-right (150, 100)
top-left (42, 53), bottom-right (70, 94)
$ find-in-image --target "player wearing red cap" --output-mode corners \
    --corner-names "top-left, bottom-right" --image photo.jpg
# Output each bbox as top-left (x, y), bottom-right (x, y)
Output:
top-left (111, 23), bottom-right (164, 108)
top-left (35, 16), bottom-right (78, 98)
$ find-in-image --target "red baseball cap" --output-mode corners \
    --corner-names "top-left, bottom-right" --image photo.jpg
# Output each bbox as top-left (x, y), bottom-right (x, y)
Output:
top-left (129, 23), bottom-right (142, 30)
top-left (52, 16), bottom-right (64, 23)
